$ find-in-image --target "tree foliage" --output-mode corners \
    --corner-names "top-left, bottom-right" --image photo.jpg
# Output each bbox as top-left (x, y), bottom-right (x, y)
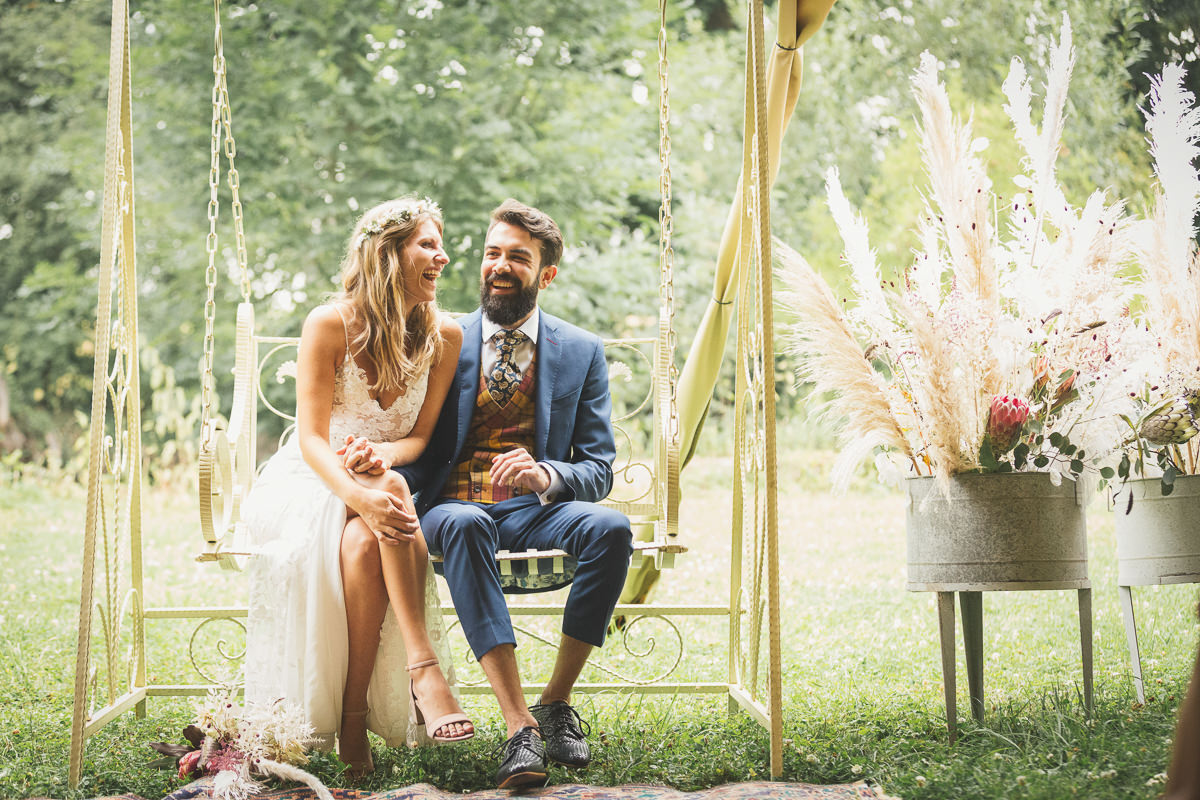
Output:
top-left (0, 0), bottom-right (1178, 466)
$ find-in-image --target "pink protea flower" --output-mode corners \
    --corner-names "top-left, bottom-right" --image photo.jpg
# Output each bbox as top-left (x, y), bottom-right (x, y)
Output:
top-left (986, 394), bottom-right (1030, 453)
top-left (178, 750), bottom-right (202, 780)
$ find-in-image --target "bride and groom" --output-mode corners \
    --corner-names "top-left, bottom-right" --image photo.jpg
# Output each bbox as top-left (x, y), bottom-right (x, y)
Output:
top-left (241, 196), bottom-right (633, 790)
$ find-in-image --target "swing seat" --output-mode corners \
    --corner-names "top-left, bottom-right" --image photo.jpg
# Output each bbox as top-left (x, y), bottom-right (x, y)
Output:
top-left (430, 550), bottom-right (577, 594)
top-left (197, 302), bottom-right (685, 591)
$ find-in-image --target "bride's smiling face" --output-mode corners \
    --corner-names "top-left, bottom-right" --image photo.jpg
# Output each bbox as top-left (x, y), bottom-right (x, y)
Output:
top-left (399, 218), bottom-right (449, 305)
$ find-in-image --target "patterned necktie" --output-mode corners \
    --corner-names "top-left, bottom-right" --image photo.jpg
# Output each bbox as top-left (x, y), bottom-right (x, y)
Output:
top-left (488, 329), bottom-right (527, 405)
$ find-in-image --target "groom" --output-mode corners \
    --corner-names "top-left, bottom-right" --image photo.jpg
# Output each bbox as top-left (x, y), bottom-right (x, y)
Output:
top-left (396, 199), bottom-right (633, 789)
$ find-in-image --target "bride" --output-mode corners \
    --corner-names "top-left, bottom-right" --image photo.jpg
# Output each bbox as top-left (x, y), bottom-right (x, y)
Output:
top-left (241, 196), bottom-right (472, 776)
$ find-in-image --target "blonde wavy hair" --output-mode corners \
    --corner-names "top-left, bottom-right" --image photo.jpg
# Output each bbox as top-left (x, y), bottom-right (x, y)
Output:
top-left (333, 196), bottom-right (444, 394)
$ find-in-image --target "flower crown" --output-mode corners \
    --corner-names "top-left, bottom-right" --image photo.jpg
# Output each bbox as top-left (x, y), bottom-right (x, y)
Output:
top-left (354, 197), bottom-right (441, 248)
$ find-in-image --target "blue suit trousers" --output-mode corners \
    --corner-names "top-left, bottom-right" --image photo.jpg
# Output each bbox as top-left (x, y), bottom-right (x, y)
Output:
top-left (422, 494), bottom-right (633, 660)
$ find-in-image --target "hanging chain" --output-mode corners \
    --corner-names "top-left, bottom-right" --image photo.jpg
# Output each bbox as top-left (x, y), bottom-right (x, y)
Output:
top-left (200, 0), bottom-right (250, 442)
top-left (200, 0), bottom-right (224, 440)
top-left (657, 0), bottom-right (679, 441)
top-left (216, 24), bottom-right (251, 302)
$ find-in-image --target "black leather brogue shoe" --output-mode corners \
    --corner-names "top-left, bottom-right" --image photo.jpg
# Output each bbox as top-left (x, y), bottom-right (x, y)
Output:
top-left (529, 700), bottom-right (591, 768)
top-left (495, 725), bottom-right (549, 789)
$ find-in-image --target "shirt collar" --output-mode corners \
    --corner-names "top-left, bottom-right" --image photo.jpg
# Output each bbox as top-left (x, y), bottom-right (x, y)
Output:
top-left (482, 307), bottom-right (540, 345)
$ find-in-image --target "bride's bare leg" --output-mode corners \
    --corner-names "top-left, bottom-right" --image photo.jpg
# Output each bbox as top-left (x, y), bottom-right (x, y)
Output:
top-left (354, 470), bottom-right (472, 740)
top-left (339, 515), bottom-right (387, 770)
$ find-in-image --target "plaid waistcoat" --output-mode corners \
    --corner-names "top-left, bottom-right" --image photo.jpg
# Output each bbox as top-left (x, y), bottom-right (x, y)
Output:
top-left (440, 353), bottom-right (537, 504)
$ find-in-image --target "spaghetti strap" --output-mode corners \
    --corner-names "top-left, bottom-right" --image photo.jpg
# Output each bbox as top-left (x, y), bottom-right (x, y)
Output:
top-left (329, 304), bottom-right (353, 365)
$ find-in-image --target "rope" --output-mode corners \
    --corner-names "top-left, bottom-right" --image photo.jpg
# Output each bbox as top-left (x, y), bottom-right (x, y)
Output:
top-left (748, 0), bottom-right (784, 777)
top-left (728, 0), bottom-right (759, 699)
top-left (71, 0), bottom-right (132, 786)
top-left (657, 0), bottom-right (681, 540)
top-left (657, 0), bottom-right (678, 433)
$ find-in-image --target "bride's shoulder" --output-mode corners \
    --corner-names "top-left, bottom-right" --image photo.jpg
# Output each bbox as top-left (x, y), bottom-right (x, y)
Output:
top-left (305, 302), bottom-right (349, 327)
top-left (301, 304), bottom-right (352, 349)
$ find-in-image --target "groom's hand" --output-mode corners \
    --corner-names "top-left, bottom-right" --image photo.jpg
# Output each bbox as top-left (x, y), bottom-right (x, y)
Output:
top-left (490, 448), bottom-right (551, 494)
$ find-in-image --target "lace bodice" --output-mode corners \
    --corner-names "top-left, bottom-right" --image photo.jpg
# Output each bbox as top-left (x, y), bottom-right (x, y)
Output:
top-left (328, 354), bottom-right (429, 446)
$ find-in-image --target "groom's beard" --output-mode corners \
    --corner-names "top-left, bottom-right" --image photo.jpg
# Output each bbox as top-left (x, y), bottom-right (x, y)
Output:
top-left (480, 276), bottom-right (540, 327)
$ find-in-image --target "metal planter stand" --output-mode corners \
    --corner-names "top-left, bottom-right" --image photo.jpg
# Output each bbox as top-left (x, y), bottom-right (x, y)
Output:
top-left (1114, 474), bottom-right (1200, 704)
top-left (906, 473), bottom-right (1094, 741)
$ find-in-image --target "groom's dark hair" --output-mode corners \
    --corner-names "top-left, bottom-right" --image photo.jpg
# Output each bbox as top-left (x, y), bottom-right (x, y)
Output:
top-left (489, 199), bottom-right (563, 269)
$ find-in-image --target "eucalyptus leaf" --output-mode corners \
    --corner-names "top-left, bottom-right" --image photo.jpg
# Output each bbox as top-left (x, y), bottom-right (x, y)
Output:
top-left (1013, 443), bottom-right (1029, 469)
top-left (979, 440), bottom-right (999, 470)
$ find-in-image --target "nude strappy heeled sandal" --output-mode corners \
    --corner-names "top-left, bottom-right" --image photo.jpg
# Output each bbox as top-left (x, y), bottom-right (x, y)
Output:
top-left (338, 707), bottom-right (374, 776)
top-left (407, 658), bottom-right (475, 743)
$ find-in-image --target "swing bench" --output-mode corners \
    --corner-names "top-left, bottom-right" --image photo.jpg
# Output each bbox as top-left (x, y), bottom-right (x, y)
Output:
top-left (73, 0), bottom-right (795, 785)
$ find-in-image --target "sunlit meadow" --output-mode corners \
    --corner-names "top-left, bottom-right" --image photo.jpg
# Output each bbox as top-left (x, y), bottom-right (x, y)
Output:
top-left (1, 439), bottom-right (1197, 798)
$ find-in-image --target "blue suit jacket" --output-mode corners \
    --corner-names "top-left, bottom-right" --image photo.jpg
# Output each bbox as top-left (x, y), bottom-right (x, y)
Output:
top-left (397, 308), bottom-right (616, 514)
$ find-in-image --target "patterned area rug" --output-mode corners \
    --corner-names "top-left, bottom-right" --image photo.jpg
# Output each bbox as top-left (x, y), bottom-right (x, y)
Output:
top-left (93, 779), bottom-right (894, 800)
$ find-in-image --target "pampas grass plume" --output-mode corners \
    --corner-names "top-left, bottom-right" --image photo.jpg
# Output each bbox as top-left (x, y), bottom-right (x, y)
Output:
top-left (776, 239), bottom-right (912, 490)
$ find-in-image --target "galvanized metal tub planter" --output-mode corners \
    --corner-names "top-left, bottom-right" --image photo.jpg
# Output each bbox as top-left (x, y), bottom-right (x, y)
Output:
top-left (1113, 474), bottom-right (1200, 703)
top-left (906, 473), bottom-right (1093, 740)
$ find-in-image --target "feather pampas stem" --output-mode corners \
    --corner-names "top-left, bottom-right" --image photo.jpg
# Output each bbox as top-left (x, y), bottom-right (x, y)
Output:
top-left (912, 53), bottom-right (1006, 402)
top-left (776, 240), bottom-right (914, 490)
top-left (912, 53), bottom-right (998, 314)
top-left (257, 759), bottom-right (334, 800)
top-left (902, 298), bottom-right (969, 491)
top-left (824, 167), bottom-right (895, 341)
top-left (1002, 14), bottom-right (1075, 237)
top-left (1141, 62), bottom-right (1200, 378)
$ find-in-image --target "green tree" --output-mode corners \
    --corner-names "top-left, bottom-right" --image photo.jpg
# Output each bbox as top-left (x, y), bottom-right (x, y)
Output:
top-left (0, 0), bottom-right (1173, 465)
top-left (0, 1), bottom-right (110, 455)
top-left (1108, 0), bottom-right (1200, 106)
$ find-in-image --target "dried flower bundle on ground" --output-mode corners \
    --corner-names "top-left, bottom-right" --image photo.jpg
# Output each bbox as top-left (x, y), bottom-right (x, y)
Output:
top-left (149, 690), bottom-right (332, 800)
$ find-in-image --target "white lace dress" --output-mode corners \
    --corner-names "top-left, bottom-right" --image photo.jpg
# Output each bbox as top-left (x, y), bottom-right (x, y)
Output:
top-left (241, 338), bottom-right (450, 749)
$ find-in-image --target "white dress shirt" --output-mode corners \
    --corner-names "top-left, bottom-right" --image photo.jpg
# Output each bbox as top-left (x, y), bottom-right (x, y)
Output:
top-left (481, 308), bottom-right (564, 503)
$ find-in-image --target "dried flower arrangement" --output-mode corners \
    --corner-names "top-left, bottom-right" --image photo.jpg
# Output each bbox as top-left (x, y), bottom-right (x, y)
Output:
top-left (149, 690), bottom-right (332, 800)
top-left (777, 16), bottom-right (1139, 492)
top-left (1110, 63), bottom-right (1200, 499)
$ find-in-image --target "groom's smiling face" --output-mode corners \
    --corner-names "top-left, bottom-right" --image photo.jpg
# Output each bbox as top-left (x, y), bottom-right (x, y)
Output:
top-left (479, 221), bottom-right (556, 328)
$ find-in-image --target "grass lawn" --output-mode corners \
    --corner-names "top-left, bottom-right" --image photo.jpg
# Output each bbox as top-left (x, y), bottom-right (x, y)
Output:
top-left (1, 450), bottom-right (1197, 799)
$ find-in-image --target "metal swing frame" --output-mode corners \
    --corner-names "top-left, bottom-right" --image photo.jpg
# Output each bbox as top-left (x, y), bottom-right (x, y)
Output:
top-left (70, 0), bottom-right (786, 786)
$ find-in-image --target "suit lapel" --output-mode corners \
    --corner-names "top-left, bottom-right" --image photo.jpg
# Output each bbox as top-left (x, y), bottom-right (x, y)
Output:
top-left (456, 310), bottom-right (483, 457)
top-left (535, 312), bottom-right (560, 460)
